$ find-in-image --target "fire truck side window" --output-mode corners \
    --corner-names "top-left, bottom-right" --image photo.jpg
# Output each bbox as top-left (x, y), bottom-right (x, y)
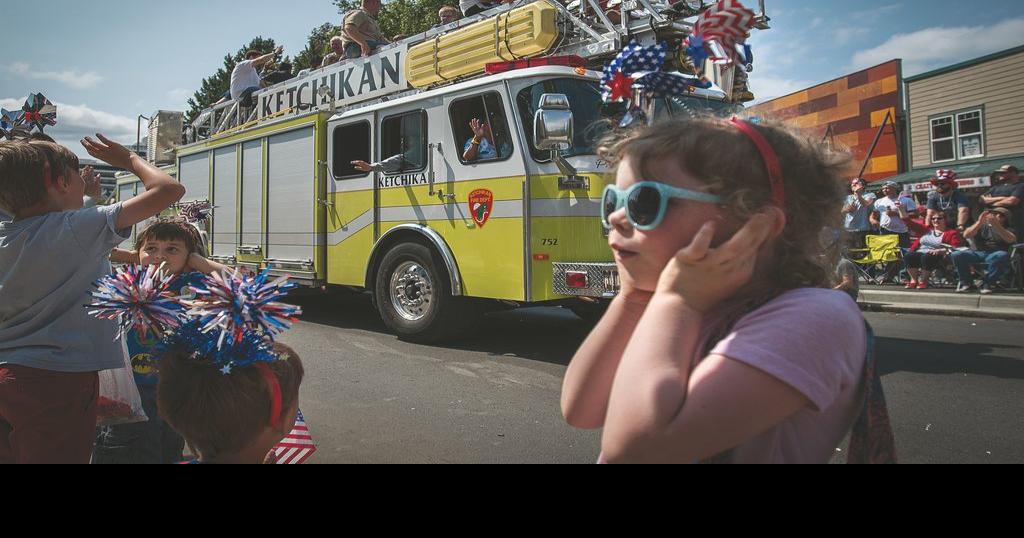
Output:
top-left (380, 111), bottom-right (428, 173)
top-left (332, 122), bottom-right (371, 179)
top-left (449, 92), bottom-right (513, 164)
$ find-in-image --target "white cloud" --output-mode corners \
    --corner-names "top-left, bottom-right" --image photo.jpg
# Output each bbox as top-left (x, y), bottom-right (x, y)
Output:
top-left (852, 18), bottom-right (1024, 75)
top-left (748, 75), bottom-right (817, 104)
top-left (165, 88), bottom-right (192, 103)
top-left (835, 27), bottom-right (871, 45)
top-left (1, 97), bottom-right (140, 157)
top-left (8, 63), bottom-right (104, 91)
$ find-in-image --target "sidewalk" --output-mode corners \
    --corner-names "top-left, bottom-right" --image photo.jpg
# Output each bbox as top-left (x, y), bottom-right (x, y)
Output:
top-left (858, 285), bottom-right (1024, 320)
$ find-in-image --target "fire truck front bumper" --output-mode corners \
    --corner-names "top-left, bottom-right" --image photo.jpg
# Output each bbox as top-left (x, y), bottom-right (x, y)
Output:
top-left (553, 263), bottom-right (620, 299)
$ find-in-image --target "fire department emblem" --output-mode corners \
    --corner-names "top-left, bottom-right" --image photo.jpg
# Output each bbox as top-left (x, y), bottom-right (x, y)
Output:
top-left (469, 189), bottom-right (494, 228)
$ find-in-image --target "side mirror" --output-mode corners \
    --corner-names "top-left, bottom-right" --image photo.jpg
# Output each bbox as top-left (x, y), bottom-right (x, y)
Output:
top-left (533, 93), bottom-right (573, 151)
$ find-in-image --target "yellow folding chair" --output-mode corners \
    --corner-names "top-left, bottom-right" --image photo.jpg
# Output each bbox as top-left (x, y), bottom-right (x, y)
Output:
top-left (846, 235), bottom-right (903, 284)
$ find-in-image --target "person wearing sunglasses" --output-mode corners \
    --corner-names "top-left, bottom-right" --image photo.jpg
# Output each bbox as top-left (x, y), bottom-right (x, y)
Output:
top-left (925, 170), bottom-right (970, 234)
top-left (841, 178), bottom-right (876, 249)
top-left (952, 208), bottom-right (1018, 294)
top-left (904, 213), bottom-right (964, 290)
top-left (563, 117), bottom-right (884, 464)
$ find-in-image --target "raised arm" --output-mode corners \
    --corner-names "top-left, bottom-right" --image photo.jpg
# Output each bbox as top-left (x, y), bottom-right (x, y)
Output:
top-left (561, 292), bottom-right (652, 430)
top-left (81, 134), bottom-right (185, 230)
top-left (188, 253), bottom-right (232, 275)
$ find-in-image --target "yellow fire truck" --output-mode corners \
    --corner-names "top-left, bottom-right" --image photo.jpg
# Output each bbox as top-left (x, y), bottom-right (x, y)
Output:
top-left (118, 0), bottom-right (769, 342)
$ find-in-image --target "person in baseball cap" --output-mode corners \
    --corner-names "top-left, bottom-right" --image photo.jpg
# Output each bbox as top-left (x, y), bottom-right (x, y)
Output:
top-left (953, 205), bottom-right (1018, 294)
top-left (927, 169), bottom-right (970, 232)
top-left (982, 164), bottom-right (1022, 234)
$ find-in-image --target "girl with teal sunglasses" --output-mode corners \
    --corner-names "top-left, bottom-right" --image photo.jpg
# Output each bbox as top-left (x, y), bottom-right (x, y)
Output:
top-left (601, 182), bottom-right (723, 231)
top-left (562, 118), bottom-right (894, 464)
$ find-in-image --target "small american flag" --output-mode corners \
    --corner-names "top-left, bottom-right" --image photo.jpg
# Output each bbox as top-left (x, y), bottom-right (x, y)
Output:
top-left (271, 410), bottom-right (317, 465)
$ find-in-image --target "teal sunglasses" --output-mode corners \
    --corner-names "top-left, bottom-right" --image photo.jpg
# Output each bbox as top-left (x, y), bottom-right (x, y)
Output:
top-left (602, 182), bottom-right (723, 231)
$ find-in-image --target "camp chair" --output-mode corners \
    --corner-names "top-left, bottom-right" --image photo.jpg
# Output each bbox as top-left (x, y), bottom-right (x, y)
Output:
top-left (846, 234), bottom-right (903, 285)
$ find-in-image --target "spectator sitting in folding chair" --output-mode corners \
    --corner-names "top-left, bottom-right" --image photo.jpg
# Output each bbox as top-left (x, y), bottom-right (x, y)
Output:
top-left (952, 208), bottom-right (1018, 294)
top-left (904, 212), bottom-right (964, 290)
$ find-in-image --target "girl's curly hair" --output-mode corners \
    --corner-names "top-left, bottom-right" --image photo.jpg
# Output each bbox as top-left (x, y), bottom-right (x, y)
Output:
top-left (599, 116), bottom-right (852, 291)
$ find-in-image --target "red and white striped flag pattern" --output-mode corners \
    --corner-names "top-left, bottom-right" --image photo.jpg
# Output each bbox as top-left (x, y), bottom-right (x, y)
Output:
top-left (694, 0), bottom-right (757, 65)
top-left (272, 409), bottom-right (317, 465)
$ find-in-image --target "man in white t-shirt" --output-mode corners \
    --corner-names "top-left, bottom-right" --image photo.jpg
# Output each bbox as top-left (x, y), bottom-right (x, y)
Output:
top-left (230, 46), bottom-right (284, 103)
top-left (872, 181), bottom-right (917, 245)
top-left (871, 181), bottom-right (917, 283)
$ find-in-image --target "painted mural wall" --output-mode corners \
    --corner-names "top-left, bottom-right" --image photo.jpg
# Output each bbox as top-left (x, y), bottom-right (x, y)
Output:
top-left (747, 60), bottom-right (903, 182)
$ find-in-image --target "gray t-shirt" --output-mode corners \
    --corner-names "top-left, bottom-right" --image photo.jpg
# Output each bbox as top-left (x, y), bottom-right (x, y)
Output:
top-left (0, 203), bottom-right (131, 373)
top-left (836, 258), bottom-right (859, 302)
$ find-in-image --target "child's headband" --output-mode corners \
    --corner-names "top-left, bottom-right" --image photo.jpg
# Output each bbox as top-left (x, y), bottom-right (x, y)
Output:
top-left (729, 117), bottom-right (786, 208)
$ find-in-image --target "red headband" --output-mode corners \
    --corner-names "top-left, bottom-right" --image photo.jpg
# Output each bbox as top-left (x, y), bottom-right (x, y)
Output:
top-left (254, 362), bottom-right (283, 430)
top-left (729, 117), bottom-right (786, 207)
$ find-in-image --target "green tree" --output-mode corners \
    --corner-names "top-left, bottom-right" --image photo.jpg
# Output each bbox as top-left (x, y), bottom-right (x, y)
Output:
top-left (184, 37), bottom-right (280, 123)
top-left (334, 0), bottom-right (454, 40)
top-left (293, 23), bottom-right (342, 72)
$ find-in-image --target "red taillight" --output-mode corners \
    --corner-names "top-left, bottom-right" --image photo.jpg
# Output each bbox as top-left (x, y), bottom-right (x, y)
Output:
top-left (566, 271), bottom-right (589, 290)
top-left (485, 55), bottom-right (588, 75)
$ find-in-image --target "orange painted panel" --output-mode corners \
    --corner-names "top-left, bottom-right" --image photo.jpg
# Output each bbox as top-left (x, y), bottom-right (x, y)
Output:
top-left (747, 60), bottom-right (903, 182)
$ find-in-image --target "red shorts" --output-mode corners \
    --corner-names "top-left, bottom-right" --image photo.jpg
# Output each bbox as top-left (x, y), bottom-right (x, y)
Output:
top-left (0, 365), bottom-right (99, 464)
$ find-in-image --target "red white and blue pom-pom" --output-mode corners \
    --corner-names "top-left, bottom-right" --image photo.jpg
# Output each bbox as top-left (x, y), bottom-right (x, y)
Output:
top-left (86, 263), bottom-right (185, 338)
top-left (21, 93), bottom-right (57, 133)
top-left (177, 200), bottom-right (214, 224)
top-left (157, 319), bottom-right (280, 375)
top-left (690, 0), bottom-right (757, 66)
top-left (185, 270), bottom-right (302, 349)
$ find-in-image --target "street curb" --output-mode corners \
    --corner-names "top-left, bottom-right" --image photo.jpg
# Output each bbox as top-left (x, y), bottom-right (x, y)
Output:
top-left (858, 301), bottom-right (1024, 321)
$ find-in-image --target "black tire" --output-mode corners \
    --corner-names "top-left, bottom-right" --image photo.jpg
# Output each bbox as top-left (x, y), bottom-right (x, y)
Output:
top-left (569, 301), bottom-right (609, 325)
top-left (374, 242), bottom-right (479, 344)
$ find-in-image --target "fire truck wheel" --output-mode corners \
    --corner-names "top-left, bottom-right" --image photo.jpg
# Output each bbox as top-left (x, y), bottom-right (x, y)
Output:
top-left (569, 301), bottom-right (609, 325)
top-left (375, 242), bottom-right (478, 344)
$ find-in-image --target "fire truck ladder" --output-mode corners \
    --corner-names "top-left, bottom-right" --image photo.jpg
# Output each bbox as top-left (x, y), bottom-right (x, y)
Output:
top-left (188, 0), bottom-right (770, 141)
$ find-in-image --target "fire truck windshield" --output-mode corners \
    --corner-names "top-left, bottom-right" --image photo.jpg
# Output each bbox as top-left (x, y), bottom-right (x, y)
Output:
top-left (516, 78), bottom-right (608, 162)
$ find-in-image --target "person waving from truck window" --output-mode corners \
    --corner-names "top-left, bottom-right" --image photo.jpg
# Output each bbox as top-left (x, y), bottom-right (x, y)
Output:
top-left (230, 46), bottom-right (283, 104)
top-left (341, 0), bottom-right (389, 59)
top-left (351, 154), bottom-right (407, 174)
top-left (463, 118), bottom-right (512, 163)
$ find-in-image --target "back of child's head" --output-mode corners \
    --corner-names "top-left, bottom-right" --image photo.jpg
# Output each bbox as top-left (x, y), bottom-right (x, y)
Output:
top-left (157, 342), bottom-right (304, 461)
top-left (0, 140), bottom-right (79, 214)
top-left (600, 115), bottom-right (851, 291)
top-left (135, 219), bottom-right (202, 254)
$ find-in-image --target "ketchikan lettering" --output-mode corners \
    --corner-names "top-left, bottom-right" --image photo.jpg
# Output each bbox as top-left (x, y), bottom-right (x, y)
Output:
top-left (378, 173), bottom-right (429, 189)
top-left (261, 50), bottom-right (406, 117)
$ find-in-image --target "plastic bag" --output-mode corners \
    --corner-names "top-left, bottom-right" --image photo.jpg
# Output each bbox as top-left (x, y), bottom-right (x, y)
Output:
top-left (96, 339), bottom-right (148, 427)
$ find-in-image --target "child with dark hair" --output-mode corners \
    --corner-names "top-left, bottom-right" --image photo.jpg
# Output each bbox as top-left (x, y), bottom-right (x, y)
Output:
top-left (1, 136), bottom-right (184, 464)
top-left (86, 265), bottom-right (304, 464)
top-left (562, 116), bottom-right (895, 464)
top-left (93, 219), bottom-right (230, 464)
top-left (158, 341), bottom-right (305, 464)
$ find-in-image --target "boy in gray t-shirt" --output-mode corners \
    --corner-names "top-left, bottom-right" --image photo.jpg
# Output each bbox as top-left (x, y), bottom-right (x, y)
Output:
top-left (0, 136), bottom-right (185, 464)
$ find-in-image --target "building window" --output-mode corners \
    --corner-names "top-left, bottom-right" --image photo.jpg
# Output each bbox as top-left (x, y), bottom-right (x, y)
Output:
top-left (930, 108), bottom-right (984, 164)
top-left (957, 110), bottom-right (984, 159)
top-left (930, 117), bottom-right (955, 163)
top-left (380, 111), bottom-right (427, 173)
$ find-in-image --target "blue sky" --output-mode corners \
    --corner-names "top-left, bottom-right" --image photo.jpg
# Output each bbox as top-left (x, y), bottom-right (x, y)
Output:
top-left (3, 0), bottom-right (1023, 156)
